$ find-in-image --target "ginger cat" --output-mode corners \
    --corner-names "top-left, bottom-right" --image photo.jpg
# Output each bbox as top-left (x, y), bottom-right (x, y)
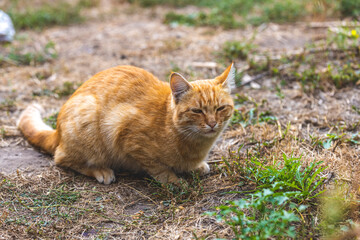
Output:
top-left (17, 64), bottom-right (235, 184)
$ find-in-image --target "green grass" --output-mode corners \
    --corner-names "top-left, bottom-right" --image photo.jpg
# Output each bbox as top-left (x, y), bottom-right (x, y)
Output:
top-left (54, 81), bottom-right (81, 97)
top-left (208, 153), bottom-right (327, 239)
top-left (6, 0), bottom-right (99, 31)
top-left (165, 11), bottom-right (242, 29)
top-left (130, 0), bottom-right (357, 29)
top-left (0, 99), bottom-right (16, 112)
top-left (340, 0), bottom-right (360, 18)
top-left (207, 189), bottom-right (301, 239)
top-left (44, 112), bottom-right (59, 129)
top-left (33, 81), bottom-right (81, 99)
top-left (0, 41), bottom-right (57, 66)
top-left (224, 25), bottom-right (360, 93)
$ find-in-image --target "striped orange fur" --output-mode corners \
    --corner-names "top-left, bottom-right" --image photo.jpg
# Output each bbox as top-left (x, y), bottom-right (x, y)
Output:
top-left (17, 64), bottom-right (235, 184)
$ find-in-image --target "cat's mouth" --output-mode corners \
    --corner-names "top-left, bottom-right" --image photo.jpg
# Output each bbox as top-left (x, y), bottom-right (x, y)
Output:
top-left (203, 129), bottom-right (217, 136)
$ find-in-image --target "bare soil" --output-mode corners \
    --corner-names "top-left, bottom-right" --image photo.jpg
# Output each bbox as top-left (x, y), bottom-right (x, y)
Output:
top-left (0, 2), bottom-right (359, 239)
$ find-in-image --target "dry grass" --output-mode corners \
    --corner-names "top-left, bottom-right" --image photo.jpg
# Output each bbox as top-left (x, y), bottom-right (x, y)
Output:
top-left (1, 122), bottom-right (359, 238)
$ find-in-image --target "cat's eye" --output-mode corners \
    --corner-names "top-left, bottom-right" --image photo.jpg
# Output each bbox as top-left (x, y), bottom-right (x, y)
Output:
top-left (217, 106), bottom-right (226, 111)
top-left (191, 108), bottom-right (203, 114)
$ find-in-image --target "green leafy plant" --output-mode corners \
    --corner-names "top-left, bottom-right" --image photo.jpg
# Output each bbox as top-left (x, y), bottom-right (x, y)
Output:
top-left (207, 189), bottom-right (301, 239)
top-left (328, 64), bottom-right (360, 88)
top-left (340, 0), bottom-right (360, 18)
top-left (245, 154), bottom-right (327, 202)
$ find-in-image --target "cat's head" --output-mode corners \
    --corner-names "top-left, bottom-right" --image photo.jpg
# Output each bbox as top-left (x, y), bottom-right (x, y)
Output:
top-left (170, 63), bottom-right (235, 138)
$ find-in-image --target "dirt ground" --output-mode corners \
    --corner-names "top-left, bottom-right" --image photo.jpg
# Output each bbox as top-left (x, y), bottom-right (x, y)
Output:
top-left (0, 1), bottom-right (359, 239)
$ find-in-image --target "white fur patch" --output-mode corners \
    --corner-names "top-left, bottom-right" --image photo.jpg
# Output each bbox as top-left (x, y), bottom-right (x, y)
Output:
top-left (17, 104), bottom-right (53, 131)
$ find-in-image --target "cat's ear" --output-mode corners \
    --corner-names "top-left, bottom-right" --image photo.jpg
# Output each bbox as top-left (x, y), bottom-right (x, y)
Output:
top-left (170, 72), bottom-right (192, 103)
top-left (216, 63), bottom-right (236, 93)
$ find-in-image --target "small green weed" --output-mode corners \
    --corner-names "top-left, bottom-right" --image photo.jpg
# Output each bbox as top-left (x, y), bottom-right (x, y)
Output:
top-left (346, 133), bottom-right (360, 145)
top-left (275, 85), bottom-right (285, 99)
top-left (0, 41), bottom-right (57, 66)
top-left (0, 98), bottom-right (16, 112)
top-left (0, 128), bottom-right (6, 138)
top-left (231, 96), bottom-right (277, 126)
top-left (33, 81), bottom-right (80, 99)
top-left (310, 132), bottom-right (358, 149)
top-left (206, 189), bottom-right (301, 239)
top-left (352, 106), bottom-right (360, 115)
top-left (294, 68), bottom-right (322, 93)
top-left (328, 64), bottom-right (360, 88)
top-left (44, 112), bottom-right (59, 129)
top-left (54, 81), bottom-right (80, 97)
top-left (221, 40), bottom-right (256, 61)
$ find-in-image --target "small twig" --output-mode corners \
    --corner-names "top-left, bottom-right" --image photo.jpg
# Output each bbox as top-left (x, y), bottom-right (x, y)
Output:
top-left (338, 177), bottom-right (352, 183)
top-left (203, 183), bottom-right (239, 194)
top-left (121, 182), bottom-right (157, 205)
top-left (332, 140), bottom-right (341, 152)
top-left (239, 72), bottom-right (268, 87)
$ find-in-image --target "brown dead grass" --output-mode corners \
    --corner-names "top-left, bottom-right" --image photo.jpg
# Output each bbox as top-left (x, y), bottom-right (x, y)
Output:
top-left (1, 122), bottom-right (359, 239)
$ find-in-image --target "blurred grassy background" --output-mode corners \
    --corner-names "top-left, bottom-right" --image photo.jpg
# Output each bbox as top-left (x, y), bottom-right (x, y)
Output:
top-left (1, 0), bottom-right (359, 31)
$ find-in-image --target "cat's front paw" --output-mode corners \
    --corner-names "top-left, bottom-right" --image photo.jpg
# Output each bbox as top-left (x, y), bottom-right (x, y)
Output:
top-left (194, 162), bottom-right (210, 175)
top-left (93, 168), bottom-right (115, 185)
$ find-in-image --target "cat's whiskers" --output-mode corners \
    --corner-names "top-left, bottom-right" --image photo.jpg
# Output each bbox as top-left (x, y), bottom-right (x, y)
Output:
top-left (179, 126), bottom-right (198, 140)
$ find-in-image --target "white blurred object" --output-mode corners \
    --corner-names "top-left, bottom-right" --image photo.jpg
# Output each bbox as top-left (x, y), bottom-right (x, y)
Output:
top-left (0, 10), bottom-right (15, 42)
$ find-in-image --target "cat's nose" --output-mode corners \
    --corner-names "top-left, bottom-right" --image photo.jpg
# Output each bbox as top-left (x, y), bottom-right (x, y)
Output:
top-left (207, 121), bottom-right (217, 129)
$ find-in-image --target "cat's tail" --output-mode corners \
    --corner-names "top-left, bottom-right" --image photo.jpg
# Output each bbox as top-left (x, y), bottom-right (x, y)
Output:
top-left (17, 104), bottom-right (60, 155)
